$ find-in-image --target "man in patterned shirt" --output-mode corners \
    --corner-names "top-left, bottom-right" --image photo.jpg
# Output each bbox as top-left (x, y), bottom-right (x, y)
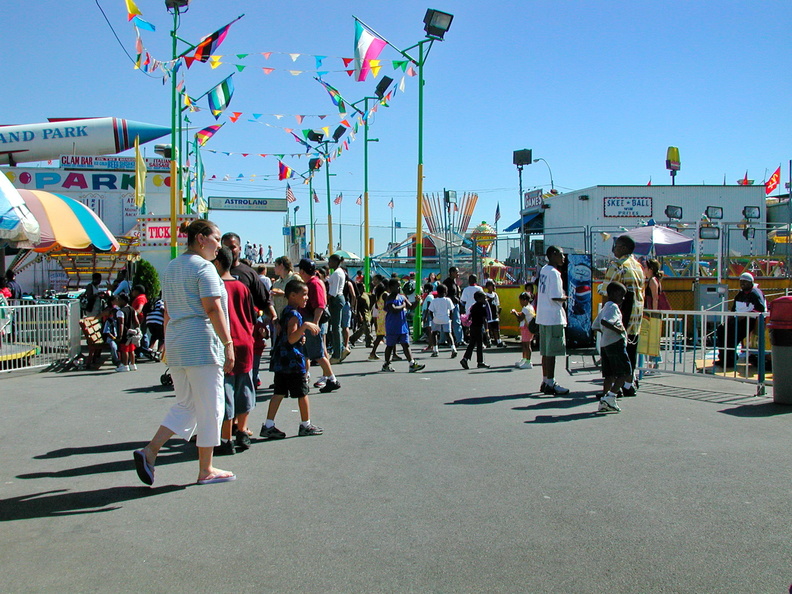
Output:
top-left (598, 235), bottom-right (644, 396)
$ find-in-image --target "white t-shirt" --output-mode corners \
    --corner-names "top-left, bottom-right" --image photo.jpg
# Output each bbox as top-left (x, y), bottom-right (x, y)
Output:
top-left (428, 296), bottom-right (454, 324)
top-left (520, 304), bottom-right (536, 328)
top-left (592, 300), bottom-right (625, 347)
top-left (163, 253), bottom-right (228, 367)
top-left (460, 285), bottom-right (483, 312)
top-left (327, 268), bottom-right (345, 297)
top-left (536, 264), bottom-right (567, 327)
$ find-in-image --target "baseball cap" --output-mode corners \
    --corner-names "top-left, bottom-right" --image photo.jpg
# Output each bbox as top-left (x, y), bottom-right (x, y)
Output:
top-left (298, 258), bottom-right (316, 274)
top-left (739, 272), bottom-right (754, 283)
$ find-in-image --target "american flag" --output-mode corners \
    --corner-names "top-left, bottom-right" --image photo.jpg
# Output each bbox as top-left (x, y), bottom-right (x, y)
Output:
top-left (495, 202), bottom-right (501, 223)
top-left (313, 189), bottom-right (320, 203)
top-left (387, 198), bottom-right (394, 209)
top-left (356, 194), bottom-right (362, 205)
top-left (286, 183), bottom-right (297, 203)
top-left (334, 193), bottom-right (343, 205)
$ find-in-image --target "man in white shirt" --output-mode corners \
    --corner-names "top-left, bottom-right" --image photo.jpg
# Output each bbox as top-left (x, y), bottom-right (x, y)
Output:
top-left (536, 246), bottom-right (570, 395)
top-left (327, 254), bottom-right (349, 363)
top-left (460, 274), bottom-right (484, 314)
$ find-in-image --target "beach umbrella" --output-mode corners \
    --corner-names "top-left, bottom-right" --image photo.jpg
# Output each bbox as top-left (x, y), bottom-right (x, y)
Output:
top-left (619, 224), bottom-right (693, 256)
top-left (17, 190), bottom-right (119, 252)
top-left (333, 249), bottom-right (360, 260)
top-left (0, 173), bottom-right (40, 246)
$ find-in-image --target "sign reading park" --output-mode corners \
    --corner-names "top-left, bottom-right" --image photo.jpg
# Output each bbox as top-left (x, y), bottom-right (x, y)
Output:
top-left (603, 197), bottom-right (652, 218)
top-left (208, 196), bottom-right (288, 212)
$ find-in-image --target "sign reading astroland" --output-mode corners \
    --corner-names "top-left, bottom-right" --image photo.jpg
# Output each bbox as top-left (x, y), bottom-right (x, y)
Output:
top-left (208, 196), bottom-right (287, 212)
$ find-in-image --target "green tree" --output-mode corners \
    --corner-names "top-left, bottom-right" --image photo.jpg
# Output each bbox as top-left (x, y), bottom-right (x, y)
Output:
top-left (133, 259), bottom-right (161, 299)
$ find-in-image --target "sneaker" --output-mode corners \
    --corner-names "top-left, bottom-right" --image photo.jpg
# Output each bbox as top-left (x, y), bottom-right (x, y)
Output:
top-left (313, 377), bottom-right (327, 389)
top-left (329, 357), bottom-right (341, 365)
top-left (235, 431), bottom-right (251, 451)
top-left (515, 359), bottom-right (525, 368)
top-left (517, 360), bottom-right (533, 370)
top-left (298, 423), bottom-right (324, 436)
top-left (598, 395), bottom-right (621, 412)
top-left (409, 361), bottom-right (426, 372)
top-left (259, 424), bottom-right (286, 440)
top-left (498, 342), bottom-right (507, 348)
top-left (477, 362), bottom-right (491, 369)
top-left (431, 350), bottom-right (439, 357)
top-left (422, 346), bottom-right (433, 353)
top-left (213, 440), bottom-right (236, 456)
top-left (381, 363), bottom-right (395, 372)
top-left (340, 348), bottom-right (352, 362)
top-left (319, 379), bottom-right (341, 393)
top-left (116, 364), bottom-right (129, 372)
top-left (130, 363), bottom-right (138, 371)
top-left (450, 349), bottom-right (458, 359)
top-left (541, 382), bottom-right (570, 396)
top-left (368, 353), bottom-right (380, 361)
top-left (621, 385), bottom-right (637, 397)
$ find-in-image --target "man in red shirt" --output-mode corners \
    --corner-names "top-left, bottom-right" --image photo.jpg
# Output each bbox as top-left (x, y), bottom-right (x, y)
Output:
top-left (297, 258), bottom-right (340, 393)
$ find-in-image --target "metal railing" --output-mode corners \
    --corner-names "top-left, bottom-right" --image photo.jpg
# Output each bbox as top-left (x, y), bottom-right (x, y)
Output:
top-left (638, 308), bottom-right (767, 396)
top-left (0, 300), bottom-right (81, 373)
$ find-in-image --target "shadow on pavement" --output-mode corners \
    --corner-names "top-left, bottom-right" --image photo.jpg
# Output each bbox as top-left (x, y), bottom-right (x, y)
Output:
top-left (525, 411), bottom-right (603, 424)
top-left (0, 485), bottom-right (187, 521)
top-left (34, 441), bottom-right (184, 459)
top-left (445, 393), bottom-right (532, 406)
top-left (20, 447), bottom-right (194, 480)
top-left (513, 394), bottom-right (598, 412)
top-left (719, 402), bottom-right (792, 417)
top-left (123, 385), bottom-right (174, 395)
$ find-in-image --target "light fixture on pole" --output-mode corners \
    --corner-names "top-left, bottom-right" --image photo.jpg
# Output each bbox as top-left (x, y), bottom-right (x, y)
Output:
top-left (513, 149), bottom-right (533, 283)
top-left (532, 157), bottom-right (556, 193)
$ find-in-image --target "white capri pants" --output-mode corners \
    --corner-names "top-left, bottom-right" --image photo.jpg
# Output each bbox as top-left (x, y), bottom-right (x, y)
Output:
top-left (161, 364), bottom-right (224, 448)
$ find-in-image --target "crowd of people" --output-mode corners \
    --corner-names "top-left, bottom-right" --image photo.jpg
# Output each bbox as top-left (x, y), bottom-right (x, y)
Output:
top-left (122, 218), bottom-right (769, 485)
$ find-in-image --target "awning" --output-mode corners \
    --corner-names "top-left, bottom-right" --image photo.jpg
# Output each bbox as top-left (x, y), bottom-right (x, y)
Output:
top-left (0, 173), bottom-right (40, 246)
top-left (17, 190), bottom-right (119, 253)
top-left (504, 212), bottom-right (542, 233)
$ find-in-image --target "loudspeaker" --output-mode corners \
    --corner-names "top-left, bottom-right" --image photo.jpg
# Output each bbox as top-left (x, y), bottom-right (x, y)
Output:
top-left (307, 131), bottom-right (324, 143)
top-left (332, 125), bottom-right (346, 142)
top-left (513, 149), bottom-right (532, 166)
top-left (374, 76), bottom-right (394, 99)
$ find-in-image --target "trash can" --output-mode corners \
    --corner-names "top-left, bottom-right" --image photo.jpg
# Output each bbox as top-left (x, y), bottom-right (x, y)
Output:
top-left (767, 296), bottom-right (792, 405)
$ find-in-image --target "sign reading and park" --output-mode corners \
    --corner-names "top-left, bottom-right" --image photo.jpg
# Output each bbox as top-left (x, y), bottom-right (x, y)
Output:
top-left (208, 196), bottom-right (288, 212)
top-left (603, 197), bottom-right (652, 218)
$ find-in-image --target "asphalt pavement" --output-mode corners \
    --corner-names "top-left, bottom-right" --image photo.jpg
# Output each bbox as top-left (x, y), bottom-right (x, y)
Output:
top-left (1, 344), bottom-right (790, 593)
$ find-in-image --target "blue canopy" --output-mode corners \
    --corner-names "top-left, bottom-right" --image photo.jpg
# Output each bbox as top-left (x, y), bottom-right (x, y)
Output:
top-left (503, 212), bottom-right (542, 233)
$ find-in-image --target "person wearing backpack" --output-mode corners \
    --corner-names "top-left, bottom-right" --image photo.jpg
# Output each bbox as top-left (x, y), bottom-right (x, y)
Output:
top-left (116, 293), bottom-right (141, 371)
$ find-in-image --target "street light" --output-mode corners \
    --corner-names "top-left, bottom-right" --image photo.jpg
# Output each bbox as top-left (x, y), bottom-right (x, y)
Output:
top-left (532, 158), bottom-right (555, 193)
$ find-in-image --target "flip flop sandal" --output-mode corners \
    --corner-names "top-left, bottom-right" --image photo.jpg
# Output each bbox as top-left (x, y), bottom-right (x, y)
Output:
top-left (197, 472), bottom-right (237, 485)
top-left (133, 449), bottom-right (154, 486)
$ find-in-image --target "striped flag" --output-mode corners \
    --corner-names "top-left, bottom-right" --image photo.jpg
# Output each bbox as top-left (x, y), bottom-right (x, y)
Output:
top-left (208, 75), bottom-right (235, 119)
top-left (195, 123), bottom-right (224, 147)
top-left (313, 190), bottom-right (320, 203)
top-left (278, 161), bottom-right (293, 181)
top-left (286, 183), bottom-right (297, 203)
top-left (354, 19), bottom-right (387, 82)
top-left (315, 77), bottom-right (347, 114)
top-left (184, 17), bottom-right (241, 67)
top-left (334, 193), bottom-right (343, 205)
top-left (387, 198), bottom-right (394, 209)
top-left (356, 194), bottom-right (362, 205)
top-left (494, 202), bottom-right (501, 223)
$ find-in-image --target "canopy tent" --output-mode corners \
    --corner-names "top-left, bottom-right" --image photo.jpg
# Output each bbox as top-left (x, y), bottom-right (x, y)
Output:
top-left (333, 249), bottom-right (360, 260)
top-left (0, 172), bottom-right (40, 247)
top-left (17, 190), bottom-right (119, 253)
top-left (503, 212), bottom-right (542, 233)
top-left (618, 224), bottom-right (694, 256)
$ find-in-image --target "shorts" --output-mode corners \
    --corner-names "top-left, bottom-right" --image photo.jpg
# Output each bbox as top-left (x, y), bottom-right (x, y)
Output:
top-left (273, 373), bottom-right (310, 398)
top-left (148, 323), bottom-right (164, 344)
top-left (431, 322), bottom-right (451, 334)
top-left (303, 328), bottom-right (325, 360)
top-left (341, 302), bottom-right (352, 328)
top-left (600, 340), bottom-right (632, 378)
top-left (539, 324), bottom-right (566, 357)
top-left (488, 320), bottom-right (500, 331)
top-left (119, 343), bottom-right (136, 353)
top-left (223, 370), bottom-right (255, 420)
top-left (520, 326), bottom-right (534, 343)
top-left (386, 333), bottom-right (409, 347)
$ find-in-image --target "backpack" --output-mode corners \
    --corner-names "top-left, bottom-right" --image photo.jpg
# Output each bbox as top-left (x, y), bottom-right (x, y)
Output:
top-left (402, 280), bottom-right (416, 296)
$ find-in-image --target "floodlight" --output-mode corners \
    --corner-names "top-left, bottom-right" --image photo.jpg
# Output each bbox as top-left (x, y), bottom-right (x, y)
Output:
top-left (705, 206), bottom-right (723, 220)
top-left (743, 206), bottom-right (760, 220)
top-left (423, 9), bottom-right (453, 39)
top-left (665, 205), bottom-right (683, 220)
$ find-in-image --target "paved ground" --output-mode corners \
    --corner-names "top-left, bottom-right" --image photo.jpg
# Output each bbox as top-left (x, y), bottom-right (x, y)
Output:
top-left (1, 344), bottom-right (790, 593)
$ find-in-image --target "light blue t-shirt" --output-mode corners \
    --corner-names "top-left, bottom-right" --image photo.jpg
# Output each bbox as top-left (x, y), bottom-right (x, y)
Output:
top-left (163, 253), bottom-right (228, 367)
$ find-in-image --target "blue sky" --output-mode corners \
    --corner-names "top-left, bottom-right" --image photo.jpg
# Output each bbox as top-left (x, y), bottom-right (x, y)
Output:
top-left (3, 0), bottom-right (790, 258)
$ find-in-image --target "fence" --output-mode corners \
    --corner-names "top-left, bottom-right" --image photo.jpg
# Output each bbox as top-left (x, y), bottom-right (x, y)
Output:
top-left (638, 308), bottom-right (767, 396)
top-left (0, 300), bottom-right (81, 373)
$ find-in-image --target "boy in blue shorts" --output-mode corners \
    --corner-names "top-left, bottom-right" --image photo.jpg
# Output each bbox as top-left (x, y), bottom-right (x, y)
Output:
top-left (381, 278), bottom-right (425, 373)
top-left (592, 281), bottom-right (631, 413)
top-left (259, 279), bottom-right (324, 439)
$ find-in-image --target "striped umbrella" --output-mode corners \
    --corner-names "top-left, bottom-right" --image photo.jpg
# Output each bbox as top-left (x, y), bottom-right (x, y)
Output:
top-left (17, 190), bottom-right (119, 253)
top-left (0, 173), bottom-right (40, 246)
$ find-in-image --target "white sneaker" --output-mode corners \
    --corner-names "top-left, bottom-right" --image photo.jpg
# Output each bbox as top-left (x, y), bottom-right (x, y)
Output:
top-left (598, 395), bottom-right (621, 412)
top-left (313, 377), bottom-right (327, 388)
top-left (515, 359), bottom-right (525, 368)
top-left (518, 360), bottom-right (533, 369)
top-left (130, 364), bottom-right (138, 371)
top-left (116, 364), bottom-right (129, 372)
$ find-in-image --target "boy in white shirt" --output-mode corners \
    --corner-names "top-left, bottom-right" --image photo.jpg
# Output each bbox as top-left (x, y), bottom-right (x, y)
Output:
top-left (592, 282), bottom-right (631, 413)
top-left (427, 283), bottom-right (457, 358)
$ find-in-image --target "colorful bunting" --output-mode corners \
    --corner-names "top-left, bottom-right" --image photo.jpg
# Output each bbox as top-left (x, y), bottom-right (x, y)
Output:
top-left (208, 75), bottom-right (235, 119)
top-left (125, 0), bottom-right (142, 21)
top-left (184, 17), bottom-right (242, 67)
top-left (132, 16), bottom-right (155, 32)
top-left (315, 77), bottom-right (347, 114)
top-left (196, 123), bottom-right (224, 147)
top-left (278, 161), bottom-right (294, 181)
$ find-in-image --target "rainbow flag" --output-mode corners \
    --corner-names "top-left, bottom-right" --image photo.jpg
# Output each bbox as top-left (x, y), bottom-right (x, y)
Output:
top-left (184, 17), bottom-right (242, 67)
top-left (315, 77), bottom-right (347, 114)
top-left (208, 75), bottom-right (234, 119)
top-left (354, 19), bottom-right (387, 82)
top-left (195, 123), bottom-right (224, 147)
top-left (278, 161), bottom-right (293, 181)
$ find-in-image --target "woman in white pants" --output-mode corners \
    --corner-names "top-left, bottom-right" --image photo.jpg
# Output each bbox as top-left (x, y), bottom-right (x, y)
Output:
top-left (134, 219), bottom-right (237, 486)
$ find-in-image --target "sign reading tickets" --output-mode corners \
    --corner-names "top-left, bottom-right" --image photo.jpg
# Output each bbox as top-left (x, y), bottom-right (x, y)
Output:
top-left (208, 197), bottom-right (287, 212)
top-left (604, 197), bottom-right (652, 218)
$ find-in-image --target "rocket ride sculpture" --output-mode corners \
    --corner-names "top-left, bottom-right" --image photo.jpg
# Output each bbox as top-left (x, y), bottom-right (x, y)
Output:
top-left (0, 117), bottom-right (171, 166)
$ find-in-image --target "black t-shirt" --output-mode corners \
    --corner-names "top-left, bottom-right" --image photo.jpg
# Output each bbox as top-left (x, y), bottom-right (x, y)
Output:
top-left (443, 277), bottom-right (460, 304)
top-left (231, 262), bottom-right (272, 318)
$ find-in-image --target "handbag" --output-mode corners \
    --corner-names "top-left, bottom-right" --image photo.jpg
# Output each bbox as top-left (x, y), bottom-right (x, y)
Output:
top-left (656, 291), bottom-right (672, 311)
top-left (319, 308), bottom-right (330, 324)
top-left (527, 318), bottom-right (540, 335)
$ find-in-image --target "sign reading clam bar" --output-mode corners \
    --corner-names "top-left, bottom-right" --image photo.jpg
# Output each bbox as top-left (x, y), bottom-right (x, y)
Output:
top-left (604, 197), bottom-right (652, 218)
top-left (208, 196), bottom-right (287, 212)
